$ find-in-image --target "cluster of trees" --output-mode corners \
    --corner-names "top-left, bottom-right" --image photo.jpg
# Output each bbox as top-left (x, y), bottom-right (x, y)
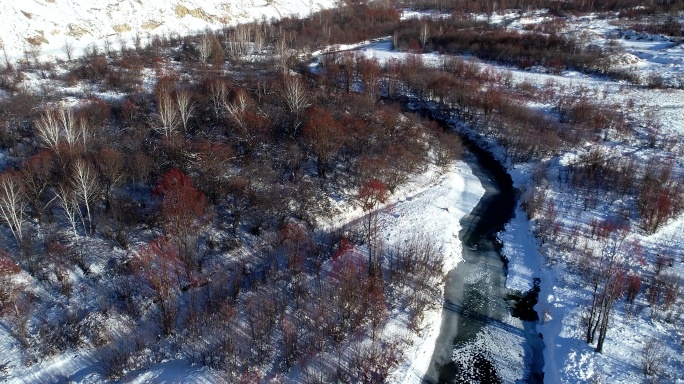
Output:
top-left (555, 150), bottom-right (684, 234)
top-left (520, 150), bottom-right (682, 358)
top-left (394, 56), bottom-right (609, 161)
top-left (275, 2), bottom-right (400, 50)
top-left (395, 0), bottom-right (684, 15)
top-left (0, 4), bottom-right (474, 378)
top-left (627, 16), bottom-right (683, 37)
top-left (394, 17), bottom-right (616, 74)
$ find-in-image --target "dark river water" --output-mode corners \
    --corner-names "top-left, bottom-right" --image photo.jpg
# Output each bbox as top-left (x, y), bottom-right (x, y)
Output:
top-left (422, 134), bottom-right (545, 383)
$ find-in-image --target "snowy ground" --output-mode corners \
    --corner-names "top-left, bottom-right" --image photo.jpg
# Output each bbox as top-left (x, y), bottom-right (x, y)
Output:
top-left (0, 0), bottom-right (337, 63)
top-left (380, 162), bottom-right (485, 383)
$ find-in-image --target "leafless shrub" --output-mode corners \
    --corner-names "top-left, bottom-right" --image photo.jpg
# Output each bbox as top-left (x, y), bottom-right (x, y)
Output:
top-left (641, 337), bottom-right (668, 380)
top-left (99, 340), bottom-right (134, 380)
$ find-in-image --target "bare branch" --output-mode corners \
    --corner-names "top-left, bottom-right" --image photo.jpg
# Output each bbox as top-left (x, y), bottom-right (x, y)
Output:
top-left (175, 86), bottom-right (195, 134)
top-left (155, 81), bottom-right (180, 137)
top-left (0, 172), bottom-right (27, 244)
top-left (71, 159), bottom-right (100, 235)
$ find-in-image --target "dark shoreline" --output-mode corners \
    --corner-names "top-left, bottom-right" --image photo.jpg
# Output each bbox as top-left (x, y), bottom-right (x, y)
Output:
top-left (419, 108), bottom-right (544, 383)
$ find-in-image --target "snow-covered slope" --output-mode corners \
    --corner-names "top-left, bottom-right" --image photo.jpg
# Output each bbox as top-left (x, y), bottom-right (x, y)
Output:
top-left (0, 0), bottom-right (336, 61)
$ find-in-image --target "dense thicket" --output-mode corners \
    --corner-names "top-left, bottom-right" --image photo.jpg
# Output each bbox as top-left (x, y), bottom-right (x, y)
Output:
top-left (394, 18), bottom-right (614, 73)
top-left (395, 0), bottom-right (684, 15)
top-left (0, 7), bottom-right (468, 378)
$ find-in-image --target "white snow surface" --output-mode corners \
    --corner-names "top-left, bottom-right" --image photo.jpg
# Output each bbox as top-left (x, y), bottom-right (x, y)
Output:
top-left (380, 163), bottom-right (485, 384)
top-left (320, 161), bottom-right (485, 384)
top-left (0, 0), bottom-right (337, 62)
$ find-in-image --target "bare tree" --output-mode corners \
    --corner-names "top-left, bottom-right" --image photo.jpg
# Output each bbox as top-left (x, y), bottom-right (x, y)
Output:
top-left (21, 151), bottom-right (53, 224)
top-left (35, 106), bottom-right (82, 154)
top-left (59, 107), bottom-right (80, 149)
top-left (253, 25), bottom-right (265, 53)
top-left (155, 81), bottom-right (180, 138)
top-left (0, 172), bottom-right (27, 245)
top-left (358, 56), bottom-right (381, 100)
top-left (420, 21), bottom-right (430, 48)
top-left (358, 179), bottom-right (389, 276)
top-left (641, 337), bottom-right (668, 379)
top-left (175, 86), bottom-right (195, 134)
top-left (35, 108), bottom-right (62, 150)
top-left (77, 115), bottom-right (92, 150)
top-left (71, 159), bottom-right (100, 235)
top-left (223, 88), bottom-right (254, 140)
top-left (103, 36), bottom-right (112, 56)
top-left (275, 37), bottom-right (292, 71)
top-left (63, 40), bottom-right (74, 61)
top-left (94, 148), bottom-right (125, 211)
top-left (209, 79), bottom-right (229, 120)
top-left (581, 221), bottom-right (630, 353)
top-left (282, 75), bottom-right (310, 137)
top-left (132, 237), bottom-right (183, 337)
top-left (156, 168), bottom-right (207, 270)
top-left (280, 315), bottom-right (300, 370)
top-left (26, 44), bottom-right (42, 68)
top-left (54, 184), bottom-right (80, 239)
top-left (227, 24), bottom-right (250, 59)
top-left (198, 32), bottom-right (214, 63)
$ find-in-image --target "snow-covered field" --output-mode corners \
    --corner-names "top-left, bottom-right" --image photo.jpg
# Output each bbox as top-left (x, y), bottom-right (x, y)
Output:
top-left (0, 0), bottom-right (337, 62)
top-left (381, 162), bottom-right (485, 383)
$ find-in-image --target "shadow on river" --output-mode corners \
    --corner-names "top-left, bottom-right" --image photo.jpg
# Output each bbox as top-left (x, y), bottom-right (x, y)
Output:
top-left (422, 132), bottom-right (545, 384)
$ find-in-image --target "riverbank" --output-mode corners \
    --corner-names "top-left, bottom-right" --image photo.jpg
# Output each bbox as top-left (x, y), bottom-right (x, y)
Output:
top-left (380, 144), bottom-right (543, 383)
top-left (381, 161), bottom-right (484, 383)
top-left (420, 141), bottom-right (544, 383)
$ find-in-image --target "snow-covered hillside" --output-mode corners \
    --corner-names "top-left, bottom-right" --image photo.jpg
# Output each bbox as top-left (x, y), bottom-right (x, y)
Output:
top-left (0, 0), bottom-right (336, 61)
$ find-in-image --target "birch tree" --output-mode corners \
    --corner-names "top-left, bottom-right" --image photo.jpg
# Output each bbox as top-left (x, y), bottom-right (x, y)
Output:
top-left (154, 78), bottom-right (180, 138)
top-left (198, 32), bottom-right (214, 63)
top-left (223, 88), bottom-right (254, 141)
top-left (35, 109), bottom-right (62, 150)
top-left (54, 184), bottom-right (80, 239)
top-left (77, 115), bottom-right (92, 149)
top-left (58, 107), bottom-right (80, 149)
top-left (71, 160), bottom-right (100, 235)
top-left (0, 172), bottom-right (27, 245)
top-left (35, 106), bottom-right (83, 154)
top-left (282, 75), bottom-right (310, 137)
top-left (209, 79), bottom-right (229, 120)
top-left (175, 86), bottom-right (195, 134)
top-left (420, 21), bottom-right (430, 48)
